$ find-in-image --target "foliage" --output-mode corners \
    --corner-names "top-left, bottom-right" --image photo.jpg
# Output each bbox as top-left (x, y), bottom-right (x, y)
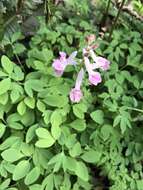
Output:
top-left (0, 1), bottom-right (143, 190)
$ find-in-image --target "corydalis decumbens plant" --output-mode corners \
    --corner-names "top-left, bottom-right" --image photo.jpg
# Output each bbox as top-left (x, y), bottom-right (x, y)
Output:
top-left (52, 34), bottom-right (110, 103)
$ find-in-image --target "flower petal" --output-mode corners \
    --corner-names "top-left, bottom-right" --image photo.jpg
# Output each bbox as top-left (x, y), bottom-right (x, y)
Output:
top-left (89, 71), bottom-right (102, 86)
top-left (75, 68), bottom-right (84, 90)
top-left (69, 88), bottom-right (83, 103)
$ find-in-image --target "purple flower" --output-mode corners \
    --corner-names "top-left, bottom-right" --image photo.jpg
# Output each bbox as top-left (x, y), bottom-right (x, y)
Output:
top-left (70, 88), bottom-right (83, 103)
top-left (84, 56), bottom-right (102, 86)
top-left (52, 51), bottom-right (77, 76)
top-left (90, 50), bottom-right (110, 71)
top-left (69, 68), bottom-right (84, 103)
top-left (94, 56), bottom-right (110, 71)
top-left (89, 71), bottom-right (102, 86)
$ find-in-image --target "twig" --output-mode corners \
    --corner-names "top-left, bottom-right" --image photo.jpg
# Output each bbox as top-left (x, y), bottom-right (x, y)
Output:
top-left (108, 0), bottom-right (126, 41)
top-left (112, 1), bottom-right (143, 22)
top-left (121, 6), bottom-right (143, 22)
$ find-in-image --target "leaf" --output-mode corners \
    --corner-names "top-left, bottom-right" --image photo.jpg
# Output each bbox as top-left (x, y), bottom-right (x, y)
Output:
top-left (73, 103), bottom-right (87, 119)
top-left (35, 128), bottom-right (55, 148)
top-left (13, 160), bottom-right (30, 181)
top-left (101, 125), bottom-right (112, 141)
top-left (12, 66), bottom-right (24, 81)
top-left (0, 123), bottom-right (6, 138)
top-left (90, 110), bottom-right (104, 125)
top-left (70, 119), bottom-right (86, 131)
top-left (35, 139), bottom-right (55, 148)
top-left (24, 97), bottom-right (35, 109)
top-left (50, 110), bottom-right (62, 127)
top-left (8, 122), bottom-right (23, 130)
top-left (11, 32), bottom-right (21, 43)
top-left (81, 150), bottom-right (102, 163)
top-left (113, 115), bottom-right (121, 127)
top-left (17, 101), bottom-right (26, 115)
top-left (69, 142), bottom-right (82, 157)
top-left (51, 110), bottom-right (62, 139)
top-left (43, 95), bottom-right (68, 108)
top-left (36, 128), bottom-right (53, 139)
top-left (29, 184), bottom-right (42, 190)
top-left (1, 148), bottom-right (24, 162)
top-left (0, 93), bottom-right (9, 105)
top-left (24, 167), bottom-right (40, 185)
top-left (63, 156), bottom-right (77, 172)
top-left (26, 124), bottom-right (38, 143)
top-left (42, 174), bottom-right (54, 190)
top-left (51, 125), bottom-right (61, 140)
top-left (1, 55), bottom-right (14, 74)
top-left (0, 78), bottom-right (11, 95)
top-left (13, 43), bottom-right (26, 54)
top-left (76, 161), bottom-right (89, 181)
top-left (37, 100), bottom-right (46, 112)
top-left (0, 178), bottom-right (11, 189)
top-left (43, 110), bottom-right (52, 124)
top-left (24, 80), bottom-right (44, 97)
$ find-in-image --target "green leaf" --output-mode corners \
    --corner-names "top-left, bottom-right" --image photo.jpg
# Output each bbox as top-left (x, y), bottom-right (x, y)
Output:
top-left (101, 125), bottom-right (112, 141)
top-left (51, 110), bottom-right (62, 139)
top-left (76, 161), bottom-right (89, 181)
top-left (73, 103), bottom-right (87, 119)
top-left (13, 160), bottom-right (30, 181)
top-left (1, 55), bottom-right (14, 74)
top-left (90, 110), bottom-right (104, 125)
top-left (0, 93), bottom-right (9, 105)
top-left (81, 150), bottom-right (102, 163)
top-left (24, 80), bottom-right (44, 97)
top-left (24, 167), bottom-right (40, 185)
top-left (43, 110), bottom-right (52, 124)
top-left (37, 100), bottom-right (46, 112)
top-left (1, 148), bottom-right (24, 162)
top-left (35, 139), bottom-right (55, 148)
top-left (69, 142), bottom-right (82, 157)
top-left (42, 174), bottom-right (54, 190)
top-left (0, 178), bottom-right (10, 189)
top-left (51, 110), bottom-right (62, 127)
top-left (29, 184), bottom-right (42, 190)
top-left (36, 128), bottom-right (54, 139)
top-left (24, 97), bottom-right (35, 109)
top-left (63, 156), bottom-right (77, 172)
top-left (26, 124), bottom-right (38, 143)
top-left (36, 128), bottom-right (55, 148)
top-left (70, 119), bottom-right (86, 131)
top-left (0, 123), bottom-right (6, 138)
top-left (0, 78), bottom-right (11, 95)
top-left (43, 95), bottom-right (68, 108)
top-left (13, 43), bottom-right (26, 54)
top-left (17, 101), bottom-right (26, 115)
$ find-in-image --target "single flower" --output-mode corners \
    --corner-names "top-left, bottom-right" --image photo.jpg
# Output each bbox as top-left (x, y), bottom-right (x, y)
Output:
top-left (70, 68), bottom-right (84, 103)
top-left (94, 56), bottom-right (110, 71)
top-left (84, 56), bottom-right (102, 86)
top-left (90, 50), bottom-right (110, 71)
top-left (89, 71), bottom-right (102, 85)
top-left (52, 51), bottom-right (77, 76)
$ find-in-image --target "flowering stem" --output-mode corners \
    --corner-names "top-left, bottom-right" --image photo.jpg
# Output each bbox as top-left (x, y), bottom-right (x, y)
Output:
top-left (108, 0), bottom-right (126, 41)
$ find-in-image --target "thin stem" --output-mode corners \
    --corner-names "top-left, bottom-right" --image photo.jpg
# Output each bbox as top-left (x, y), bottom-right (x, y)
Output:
top-left (126, 107), bottom-right (143, 113)
top-left (105, 0), bottom-right (112, 19)
top-left (11, 43), bottom-right (26, 72)
top-left (108, 0), bottom-right (126, 41)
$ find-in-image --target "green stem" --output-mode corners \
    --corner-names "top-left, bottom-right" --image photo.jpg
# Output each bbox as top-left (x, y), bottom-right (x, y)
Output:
top-left (108, 0), bottom-right (126, 41)
top-left (126, 107), bottom-right (143, 113)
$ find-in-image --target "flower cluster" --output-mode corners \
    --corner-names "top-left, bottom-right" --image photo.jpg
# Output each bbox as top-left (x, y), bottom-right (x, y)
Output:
top-left (52, 35), bottom-right (110, 103)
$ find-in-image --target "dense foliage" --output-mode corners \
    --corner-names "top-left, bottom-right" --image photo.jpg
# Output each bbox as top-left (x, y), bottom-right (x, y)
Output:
top-left (0, 0), bottom-right (143, 190)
